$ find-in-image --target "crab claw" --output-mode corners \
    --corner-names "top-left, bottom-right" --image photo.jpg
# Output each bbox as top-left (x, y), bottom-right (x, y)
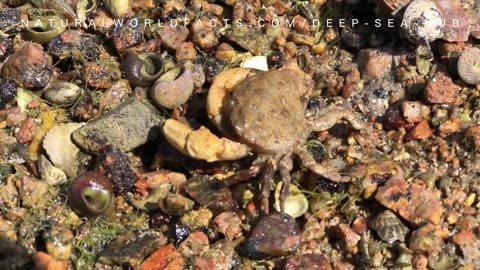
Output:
top-left (207, 68), bottom-right (253, 130)
top-left (161, 119), bottom-right (251, 162)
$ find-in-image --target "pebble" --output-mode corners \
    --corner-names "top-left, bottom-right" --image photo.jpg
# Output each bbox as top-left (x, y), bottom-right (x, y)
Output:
top-left (424, 71), bottom-right (458, 104)
top-left (1, 42), bottom-right (53, 89)
top-left (97, 79), bottom-right (132, 114)
top-left (43, 122), bottom-right (85, 178)
top-left (43, 82), bottom-right (83, 105)
top-left (82, 57), bottom-right (122, 89)
top-left (154, 24), bottom-right (189, 50)
top-left (214, 212), bottom-right (243, 240)
top-left (465, 126), bottom-right (480, 151)
top-left (283, 254), bottom-right (332, 270)
top-left (408, 224), bottom-right (446, 255)
top-left (357, 48), bottom-right (393, 81)
top-left (405, 120), bottom-right (433, 141)
top-left (178, 231), bottom-right (209, 257)
top-left (338, 224), bottom-right (361, 252)
top-left (180, 208), bottom-right (213, 230)
top-left (72, 99), bottom-right (164, 154)
top-left (110, 16), bottom-right (145, 54)
top-left (15, 176), bottom-right (49, 208)
top-left (402, 101), bottom-right (430, 123)
top-left (185, 174), bottom-right (234, 213)
top-left (244, 212), bottom-right (301, 257)
top-left (375, 178), bottom-right (444, 226)
top-left (138, 244), bottom-right (186, 270)
top-left (190, 15), bottom-right (220, 50)
top-left (34, 252), bottom-right (68, 270)
top-left (98, 231), bottom-right (166, 268)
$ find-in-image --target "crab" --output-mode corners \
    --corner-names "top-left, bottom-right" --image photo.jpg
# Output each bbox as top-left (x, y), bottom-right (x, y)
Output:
top-left (162, 66), bottom-right (366, 213)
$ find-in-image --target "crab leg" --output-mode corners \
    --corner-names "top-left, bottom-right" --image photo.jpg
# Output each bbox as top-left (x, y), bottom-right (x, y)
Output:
top-left (308, 107), bottom-right (366, 132)
top-left (294, 146), bottom-right (350, 183)
top-left (161, 119), bottom-right (251, 162)
top-left (278, 153), bottom-right (293, 212)
top-left (260, 158), bottom-right (276, 215)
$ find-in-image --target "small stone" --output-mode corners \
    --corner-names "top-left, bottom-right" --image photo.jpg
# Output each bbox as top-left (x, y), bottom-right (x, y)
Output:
top-left (402, 101), bottom-right (430, 123)
top-left (34, 252), bottom-right (68, 270)
top-left (180, 208), bottom-right (213, 230)
top-left (424, 71), bottom-right (458, 104)
top-left (185, 174), bottom-right (234, 213)
top-left (110, 16), bottom-right (145, 54)
top-left (338, 224), bottom-right (361, 252)
top-left (190, 15), bottom-right (220, 50)
top-left (82, 57), bottom-right (122, 89)
top-left (0, 37), bottom-right (13, 62)
top-left (97, 79), bottom-right (132, 114)
top-left (98, 231), bottom-right (166, 268)
top-left (283, 254), bottom-right (332, 270)
top-left (178, 231), bottom-right (209, 257)
top-left (72, 99), bottom-right (164, 154)
top-left (465, 126), bottom-right (480, 151)
top-left (412, 254), bottom-right (428, 270)
top-left (153, 24), bottom-right (189, 50)
top-left (408, 224), bottom-right (445, 255)
top-left (438, 117), bottom-right (460, 136)
top-left (375, 178), bottom-right (444, 226)
top-left (47, 30), bottom-right (101, 61)
top-left (175, 42), bottom-right (196, 60)
top-left (244, 212), bottom-right (301, 257)
top-left (15, 118), bottom-right (36, 144)
top-left (452, 231), bottom-right (480, 267)
top-left (226, 24), bottom-right (271, 56)
top-left (1, 42), bottom-right (53, 89)
top-left (405, 120), bottom-right (433, 141)
top-left (15, 176), bottom-right (49, 208)
top-left (138, 244), bottom-right (186, 270)
top-left (357, 48), bottom-right (393, 81)
top-left (98, 146), bottom-right (138, 195)
top-left (214, 212), bottom-right (243, 240)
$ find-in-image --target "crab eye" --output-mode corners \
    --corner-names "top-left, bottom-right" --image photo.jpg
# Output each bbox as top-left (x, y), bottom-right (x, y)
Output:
top-left (68, 171), bottom-right (114, 216)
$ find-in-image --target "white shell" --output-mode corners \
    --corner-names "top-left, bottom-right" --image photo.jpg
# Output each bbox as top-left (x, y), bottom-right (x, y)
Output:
top-left (402, 0), bottom-right (444, 44)
top-left (38, 154), bottom-right (67, 186)
top-left (240, 56), bottom-right (269, 71)
top-left (274, 183), bottom-right (309, 218)
top-left (43, 122), bottom-right (85, 178)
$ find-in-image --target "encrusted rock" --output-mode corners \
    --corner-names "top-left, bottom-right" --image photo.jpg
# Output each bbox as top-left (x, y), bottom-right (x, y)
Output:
top-left (72, 99), bottom-right (164, 154)
top-left (375, 178), bottom-right (444, 226)
top-left (402, 101), bottom-right (430, 123)
top-left (244, 212), bottom-right (301, 257)
top-left (424, 71), bottom-right (458, 104)
top-left (283, 254), bottom-right (332, 270)
top-left (1, 42), bottom-right (53, 89)
top-left (138, 244), bottom-right (186, 270)
top-left (357, 48), bottom-right (393, 81)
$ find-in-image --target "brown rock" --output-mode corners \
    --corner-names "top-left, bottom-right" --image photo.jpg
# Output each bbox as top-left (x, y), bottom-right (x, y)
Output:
top-left (154, 24), bottom-right (189, 50)
top-left (412, 254), bottom-right (428, 270)
top-left (402, 101), bottom-right (430, 123)
top-left (214, 212), bottom-right (243, 240)
top-left (34, 252), bottom-right (68, 270)
top-left (338, 224), bottom-right (360, 252)
top-left (357, 48), bottom-right (393, 81)
top-left (452, 231), bottom-right (480, 266)
top-left (110, 16), bottom-right (145, 54)
top-left (408, 224), bottom-right (445, 255)
top-left (190, 15), bottom-right (220, 50)
top-left (284, 254), bottom-right (333, 270)
top-left (1, 42), bottom-right (52, 89)
top-left (245, 212), bottom-right (301, 257)
top-left (406, 120), bottom-right (432, 141)
top-left (465, 126), bottom-right (480, 151)
top-left (375, 178), bottom-right (443, 226)
top-left (424, 71), bottom-right (458, 104)
top-left (175, 42), bottom-right (196, 61)
top-left (138, 244), bottom-right (186, 270)
top-left (179, 231), bottom-right (209, 257)
top-left (439, 117), bottom-right (460, 136)
top-left (82, 57), bottom-right (122, 89)
top-left (15, 118), bottom-right (36, 144)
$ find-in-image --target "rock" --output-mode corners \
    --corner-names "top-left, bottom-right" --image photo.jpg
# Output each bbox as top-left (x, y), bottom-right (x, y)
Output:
top-left (283, 254), bottom-right (332, 270)
top-left (47, 30), bottom-right (101, 61)
top-left (357, 48), bottom-right (393, 81)
top-left (15, 118), bottom-right (36, 144)
top-left (465, 126), bottom-right (480, 151)
top-left (43, 227), bottom-right (74, 261)
top-left (15, 176), bottom-right (50, 208)
top-left (34, 252), bottom-right (68, 270)
top-left (1, 42), bottom-right (53, 89)
top-left (433, 0), bottom-right (470, 42)
top-left (178, 231), bottom-right (209, 257)
top-left (200, 239), bottom-right (238, 270)
top-left (154, 24), bottom-right (189, 50)
top-left (438, 117), bottom-right (460, 136)
top-left (0, 37), bottom-right (13, 62)
top-left (185, 175), bottom-right (234, 213)
top-left (98, 80), bottom-right (132, 114)
top-left (214, 212), bottom-right (243, 240)
top-left (408, 224), bottom-right (446, 255)
top-left (98, 146), bottom-right (138, 195)
top-left (37, 154), bottom-right (68, 186)
top-left (180, 208), bottom-right (213, 231)
top-left (225, 24), bottom-right (271, 56)
top-left (424, 71), bottom-right (458, 104)
top-left (405, 120), bottom-right (433, 141)
top-left (110, 16), bottom-right (145, 54)
top-left (375, 178), bottom-right (444, 226)
top-left (190, 15), bottom-right (220, 50)
top-left (244, 212), bottom-right (301, 257)
top-left (338, 224), bottom-right (361, 252)
top-left (452, 231), bottom-right (480, 267)
top-left (175, 42), bottom-right (196, 61)
top-left (72, 98), bottom-right (164, 154)
top-left (43, 122), bottom-right (85, 178)
top-left (82, 57), bottom-right (122, 89)
top-left (138, 244), bottom-right (186, 270)
top-left (402, 101), bottom-right (430, 123)
top-left (98, 231), bottom-right (166, 268)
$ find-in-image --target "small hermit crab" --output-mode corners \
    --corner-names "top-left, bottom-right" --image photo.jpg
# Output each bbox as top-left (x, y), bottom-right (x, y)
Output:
top-left (162, 66), bottom-right (365, 213)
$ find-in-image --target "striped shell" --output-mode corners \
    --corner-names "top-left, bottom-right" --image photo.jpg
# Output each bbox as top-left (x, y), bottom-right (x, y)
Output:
top-left (371, 210), bottom-right (409, 244)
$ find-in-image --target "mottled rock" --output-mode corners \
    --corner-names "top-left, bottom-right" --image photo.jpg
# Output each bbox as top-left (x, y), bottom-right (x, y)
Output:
top-left (138, 244), bottom-right (186, 270)
top-left (244, 212), bottom-right (301, 257)
top-left (15, 176), bottom-right (49, 208)
top-left (0, 37), bottom-right (13, 62)
top-left (72, 99), bottom-right (164, 154)
top-left (424, 72), bottom-right (458, 104)
top-left (357, 48), bottom-right (393, 81)
top-left (47, 30), bottom-right (101, 61)
top-left (408, 224), bottom-right (446, 255)
top-left (225, 24), bottom-right (271, 56)
top-left (338, 224), bottom-right (361, 252)
top-left (452, 231), bottom-right (480, 267)
top-left (214, 212), bottom-right (243, 240)
top-left (1, 42), bottom-right (53, 89)
top-left (98, 231), bottom-right (166, 268)
top-left (110, 16), bottom-right (145, 54)
top-left (465, 126), bottom-right (480, 151)
top-left (405, 120), bottom-right (433, 141)
top-left (82, 57), bottom-right (122, 89)
top-left (97, 80), bottom-right (132, 114)
top-left (98, 146), bottom-right (138, 195)
top-left (178, 231), bottom-right (209, 257)
top-left (185, 175), bottom-right (233, 213)
top-left (434, 0), bottom-right (470, 42)
top-left (375, 178), bottom-right (443, 226)
top-left (153, 24), bottom-right (189, 50)
top-left (43, 122), bottom-right (85, 178)
top-left (180, 208), bottom-right (213, 230)
top-left (402, 101), bottom-right (430, 123)
top-left (190, 15), bottom-right (220, 50)
top-left (283, 254), bottom-right (332, 270)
